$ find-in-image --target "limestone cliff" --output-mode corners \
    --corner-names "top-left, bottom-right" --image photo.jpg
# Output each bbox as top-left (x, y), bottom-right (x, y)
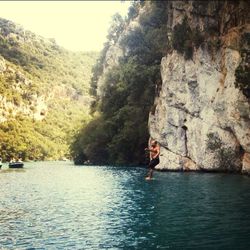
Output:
top-left (0, 56), bottom-right (47, 122)
top-left (149, 1), bottom-right (250, 173)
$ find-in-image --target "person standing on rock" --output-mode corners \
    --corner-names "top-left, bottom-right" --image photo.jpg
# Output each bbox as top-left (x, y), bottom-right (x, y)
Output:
top-left (145, 140), bottom-right (160, 180)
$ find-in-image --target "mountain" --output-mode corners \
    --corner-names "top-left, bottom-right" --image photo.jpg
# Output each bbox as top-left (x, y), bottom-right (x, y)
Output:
top-left (0, 17), bottom-right (98, 161)
top-left (71, 0), bottom-right (250, 174)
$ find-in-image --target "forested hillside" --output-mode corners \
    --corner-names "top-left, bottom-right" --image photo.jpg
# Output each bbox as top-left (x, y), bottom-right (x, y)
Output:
top-left (71, 1), bottom-right (169, 165)
top-left (0, 18), bottom-right (97, 161)
top-left (71, 0), bottom-right (249, 171)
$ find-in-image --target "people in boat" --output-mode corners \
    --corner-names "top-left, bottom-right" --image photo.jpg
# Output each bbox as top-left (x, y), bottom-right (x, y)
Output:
top-left (18, 158), bottom-right (23, 162)
top-left (10, 157), bottom-right (16, 163)
top-left (145, 139), bottom-right (160, 180)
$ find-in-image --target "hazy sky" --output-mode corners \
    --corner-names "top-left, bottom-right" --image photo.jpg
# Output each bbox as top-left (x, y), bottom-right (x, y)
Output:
top-left (0, 1), bottom-right (131, 52)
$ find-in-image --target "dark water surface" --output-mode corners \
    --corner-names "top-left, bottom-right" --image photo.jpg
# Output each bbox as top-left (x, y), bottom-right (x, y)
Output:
top-left (0, 162), bottom-right (250, 249)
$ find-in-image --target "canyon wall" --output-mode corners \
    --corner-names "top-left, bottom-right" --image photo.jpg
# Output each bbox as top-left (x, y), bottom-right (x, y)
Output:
top-left (149, 1), bottom-right (250, 173)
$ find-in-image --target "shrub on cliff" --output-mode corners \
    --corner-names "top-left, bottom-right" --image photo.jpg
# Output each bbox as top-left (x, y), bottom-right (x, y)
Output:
top-left (172, 16), bottom-right (207, 60)
top-left (235, 33), bottom-right (250, 99)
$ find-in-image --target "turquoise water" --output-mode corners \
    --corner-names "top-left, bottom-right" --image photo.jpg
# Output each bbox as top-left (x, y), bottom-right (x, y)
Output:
top-left (0, 162), bottom-right (250, 249)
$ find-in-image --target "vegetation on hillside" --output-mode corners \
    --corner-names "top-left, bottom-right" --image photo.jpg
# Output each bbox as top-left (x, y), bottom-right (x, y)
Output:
top-left (0, 18), bottom-right (97, 161)
top-left (71, 1), bottom-right (169, 165)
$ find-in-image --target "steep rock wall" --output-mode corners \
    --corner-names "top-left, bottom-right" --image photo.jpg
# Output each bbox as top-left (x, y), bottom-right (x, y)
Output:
top-left (149, 1), bottom-right (250, 173)
top-left (0, 56), bottom-right (47, 122)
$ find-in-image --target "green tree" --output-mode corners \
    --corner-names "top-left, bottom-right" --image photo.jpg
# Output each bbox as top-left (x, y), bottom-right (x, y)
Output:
top-left (71, 1), bottom-right (168, 165)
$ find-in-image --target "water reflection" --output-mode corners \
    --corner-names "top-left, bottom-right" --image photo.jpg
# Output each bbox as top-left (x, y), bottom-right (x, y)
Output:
top-left (0, 163), bottom-right (250, 249)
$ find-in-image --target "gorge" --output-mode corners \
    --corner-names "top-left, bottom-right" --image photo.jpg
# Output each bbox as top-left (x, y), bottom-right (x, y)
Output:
top-left (0, 17), bottom-right (97, 161)
top-left (72, 0), bottom-right (250, 174)
top-left (0, 1), bottom-right (249, 174)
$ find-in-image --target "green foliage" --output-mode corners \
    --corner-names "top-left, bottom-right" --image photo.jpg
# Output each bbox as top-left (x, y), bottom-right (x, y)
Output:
top-left (172, 16), bottom-right (211, 60)
top-left (172, 16), bottom-right (194, 60)
top-left (121, 2), bottom-right (169, 65)
top-left (139, 1), bottom-right (167, 28)
top-left (71, 117), bottom-right (109, 165)
top-left (123, 0), bottom-right (145, 22)
top-left (235, 63), bottom-right (250, 98)
top-left (90, 42), bottom-right (110, 97)
top-left (0, 17), bottom-right (97, 161)
top-left (218, 147), bottom-right (238, 171)
top-left (235, 33), bottom-right (250, 99)
top-left (206, 132), bottom-right (222, 150)
top-left (0, 111), bottom-right (90, 162)
top-left (206, 132), bottom-right (240, 171)
top-left (127, 4), bottom-right (140, 21)
top-left (192, 28), bottom-right (205, 49)
top-left (107, 13), bottom-right (125, 44)
top-left (71, 1), bottom-right (168, 165)
top-left (0, 118), bottom-right (56, 161)
top-left (0, 18), bottom-right (98, 97)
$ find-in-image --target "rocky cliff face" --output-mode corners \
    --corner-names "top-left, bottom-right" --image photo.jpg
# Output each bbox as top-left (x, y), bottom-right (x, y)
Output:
top-left (0, 56), bottom-right (47, 122)
top-left (149, 1), bottom-right (250, 174)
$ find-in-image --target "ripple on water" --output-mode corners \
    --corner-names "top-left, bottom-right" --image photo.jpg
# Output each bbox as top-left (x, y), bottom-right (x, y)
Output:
top-left (0, 163), bottom-right (250, 249)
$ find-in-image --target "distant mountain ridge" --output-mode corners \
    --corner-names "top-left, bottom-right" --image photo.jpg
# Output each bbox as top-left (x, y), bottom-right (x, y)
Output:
top-left (0, 17), bottom-right (98, 161)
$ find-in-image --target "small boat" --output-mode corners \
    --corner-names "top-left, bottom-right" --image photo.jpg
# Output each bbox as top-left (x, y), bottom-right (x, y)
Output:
top-left (9, 162), bottom-right (24, 168)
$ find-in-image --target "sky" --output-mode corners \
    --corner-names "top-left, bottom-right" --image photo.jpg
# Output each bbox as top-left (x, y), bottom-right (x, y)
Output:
top-left (0, 1), bottom-right (131, 52)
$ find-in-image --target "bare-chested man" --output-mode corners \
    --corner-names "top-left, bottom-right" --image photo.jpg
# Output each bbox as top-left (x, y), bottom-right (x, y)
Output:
top-left (145, 140), bottom-right (160, 180)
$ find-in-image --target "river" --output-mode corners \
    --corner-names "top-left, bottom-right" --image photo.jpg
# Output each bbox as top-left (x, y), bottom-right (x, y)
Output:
top-left (0, 161), bottom-right (250, 249)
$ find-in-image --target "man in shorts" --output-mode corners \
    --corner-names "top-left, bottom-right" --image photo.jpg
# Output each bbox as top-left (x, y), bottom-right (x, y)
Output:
top-left (145, 140), bottom-right (160, 180)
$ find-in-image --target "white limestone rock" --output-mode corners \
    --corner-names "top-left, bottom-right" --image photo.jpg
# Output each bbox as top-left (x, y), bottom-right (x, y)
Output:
top-left (149, 47), bottom-right (249, 173)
